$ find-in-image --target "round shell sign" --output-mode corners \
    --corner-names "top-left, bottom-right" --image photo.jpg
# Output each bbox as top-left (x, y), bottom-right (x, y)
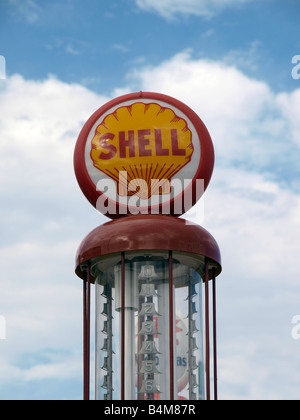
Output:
top-left (74, 92), bottom-right (214, 218)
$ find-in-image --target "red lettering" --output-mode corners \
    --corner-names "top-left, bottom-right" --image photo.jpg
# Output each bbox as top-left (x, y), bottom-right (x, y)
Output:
top-left (155, 129), bottom-right (169, 156)
top-left (98, 133), bottom-right (117, 160)
top-left (138, 129), bottom-right (152, 157)
top-left (99, 129), bottom-right (187, 160)
top-left (171, 129), bottom-right (185, 156)
top-left (119, 130), bottom-right (135, 158)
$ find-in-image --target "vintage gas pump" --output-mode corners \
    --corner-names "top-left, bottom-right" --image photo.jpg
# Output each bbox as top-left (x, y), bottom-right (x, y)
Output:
top-left (74, 92), bottom-right (222, 400)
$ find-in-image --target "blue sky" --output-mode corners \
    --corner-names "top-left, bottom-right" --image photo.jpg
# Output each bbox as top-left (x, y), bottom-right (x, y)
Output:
top-left (0, 0), bottom-right (300, 400)
top-left (1, 0), bottom-right (300, 93)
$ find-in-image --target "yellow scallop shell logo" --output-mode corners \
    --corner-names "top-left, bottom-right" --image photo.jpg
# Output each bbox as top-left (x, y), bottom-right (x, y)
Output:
top-left (90, 102), bottom-right (194, 200)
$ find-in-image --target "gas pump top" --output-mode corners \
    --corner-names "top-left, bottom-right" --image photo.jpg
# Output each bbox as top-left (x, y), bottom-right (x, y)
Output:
top-left (75, 215), bottom-right (221, 281)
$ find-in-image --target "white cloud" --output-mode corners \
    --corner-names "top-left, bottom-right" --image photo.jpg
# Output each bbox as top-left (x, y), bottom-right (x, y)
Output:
top-left (112, 43), bottom-right (130, 53)
top-left (8, 0), bottom-right (40, 24)
top-left (135, 0), bottom-right (253, 19)
top-left (119, 50), bottom-right (295, 177)
top-left (276, 89), bottom-right (300, 147)
top-left (0, 74), bottom-right (108, 392)
top-left (23, 358), bottom-right (82, 381)
top-left (1, 49), bottom-right (300, 399)
top-left (0, 74), bottom-right (109, 216)
top-left (222, 40), bottom-right (262, 72)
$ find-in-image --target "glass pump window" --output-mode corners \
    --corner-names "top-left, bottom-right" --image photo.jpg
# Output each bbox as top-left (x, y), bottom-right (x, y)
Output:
top-left (94, 251), bottom-right (205, 400)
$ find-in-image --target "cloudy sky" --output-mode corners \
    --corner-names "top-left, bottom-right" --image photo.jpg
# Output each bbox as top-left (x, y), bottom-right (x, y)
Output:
top-left (0, 0), bottom-right (300, 400)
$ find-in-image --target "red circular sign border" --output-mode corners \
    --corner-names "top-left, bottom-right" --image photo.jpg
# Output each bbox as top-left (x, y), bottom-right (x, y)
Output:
top-left (74, 91), bottom-right (214, 219)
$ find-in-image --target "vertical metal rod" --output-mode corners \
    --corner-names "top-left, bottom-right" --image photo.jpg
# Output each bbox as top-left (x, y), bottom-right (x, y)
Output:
top-left (158, 278), bottom-right (170, 399)
top-left (83, 275), bottom-right (87, 400)
top-left (212, 267), bottom-right (218, 400)
top-left (87, 266), bottom-right (91, 397)
top-left (106, 284), bottom-right (113, 400)
top-left (137, 294), bottom-right (144, 400)
top-left (188, 279), bottom-right (194, 400)
top-left (205, 258), bottom-right (210, 401)
top-left (83, 264), bottom-right (91, 401)
top-left (168, 251), bottom-right (174, 400)
top-left (121, 252), bottom-right (125, 400)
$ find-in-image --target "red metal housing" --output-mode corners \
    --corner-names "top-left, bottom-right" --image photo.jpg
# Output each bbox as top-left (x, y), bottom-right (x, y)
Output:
top-left (75, 214), bottom-right (221, 280)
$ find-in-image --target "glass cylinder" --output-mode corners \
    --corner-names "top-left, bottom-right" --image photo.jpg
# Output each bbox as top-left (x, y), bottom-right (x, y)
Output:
top-left (94, 251), bottom-right (205, 400)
